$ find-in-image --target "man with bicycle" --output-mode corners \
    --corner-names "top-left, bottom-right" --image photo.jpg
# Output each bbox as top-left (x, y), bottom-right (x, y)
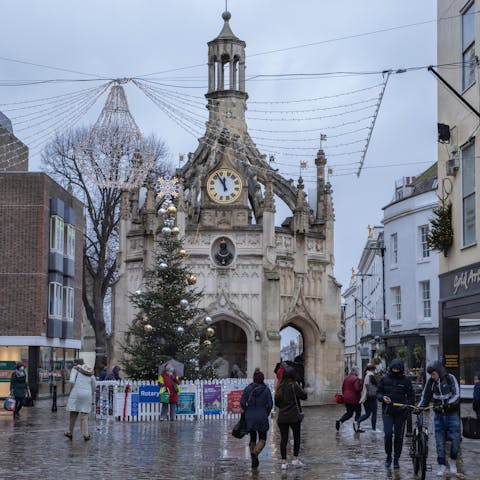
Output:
top-left (417, 360), bottom-right (460, 477)
top-left (377, 359), bottom-right (415, 469)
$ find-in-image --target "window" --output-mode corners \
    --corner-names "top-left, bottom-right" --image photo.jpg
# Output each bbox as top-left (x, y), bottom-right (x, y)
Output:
top-left (391, 287), bottom-right (401, 322)
top-left (462, 1), bottom-right (476, 90)
top-left (462, 141), bottom-right (476, 246)
top-left (390, 234), bottom-right (398, 266)
top-left (66, 225), bottom-right (75, 259)
top-left (50, 216), bottom-right (64, 253)
top-left (48, 282), bottom-right (63, 318)
top-left (418, 225), bottom-right (430, 259)
top-left (64, 287), bottom-right (74, 321)
top-left (420, 281), bottom-right (431, 319)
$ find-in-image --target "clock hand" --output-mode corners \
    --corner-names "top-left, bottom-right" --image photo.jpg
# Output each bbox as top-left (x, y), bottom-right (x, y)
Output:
top-left (219, 176), bottom-right (227, 191)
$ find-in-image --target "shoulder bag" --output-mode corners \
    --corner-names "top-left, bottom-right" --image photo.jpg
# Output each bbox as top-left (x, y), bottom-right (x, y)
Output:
top-left (292, 384), bottom-right (304, 422)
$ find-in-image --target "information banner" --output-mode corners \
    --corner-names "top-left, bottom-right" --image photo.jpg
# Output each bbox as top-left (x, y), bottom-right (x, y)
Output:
top-left (227, 390), bottom-right (243, 414)
top-left (130, 393), bottom-right (139, 416)
top-left (203, 383), bottom-right (222, 414)
top-left (139, 385), bottom-right (160, 403)
top-left (176, 392), bottom-right (196, 414)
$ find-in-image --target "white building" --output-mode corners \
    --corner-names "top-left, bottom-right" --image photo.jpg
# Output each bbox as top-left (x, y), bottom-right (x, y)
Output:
top-left (382, 165), bottom-right (439, 374)
top-left (342, 226), bottom-right (385, 373)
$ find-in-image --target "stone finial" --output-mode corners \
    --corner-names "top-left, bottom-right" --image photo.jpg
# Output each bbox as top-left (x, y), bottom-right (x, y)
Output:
top-left (264, 177), bottom-right (275, 212)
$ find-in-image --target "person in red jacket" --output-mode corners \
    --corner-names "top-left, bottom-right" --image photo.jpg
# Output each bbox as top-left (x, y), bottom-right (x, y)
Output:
top-left (158, 364), bottom-right (181, 421)
top-left (335, 367), bottom-right (362, 431)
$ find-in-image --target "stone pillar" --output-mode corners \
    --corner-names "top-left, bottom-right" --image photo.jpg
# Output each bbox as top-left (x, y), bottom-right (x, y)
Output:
top-left (239, 61), bottom-right (245, 91)
top-left (208, 61), bottom-right (215, 92)
top-left (217, 60), bottom-right (223, 91)
top-left (229, 60), bottom-right (234, 90)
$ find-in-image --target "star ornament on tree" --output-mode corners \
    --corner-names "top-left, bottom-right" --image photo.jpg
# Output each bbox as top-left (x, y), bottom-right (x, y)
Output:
top-left (156, 175), bottom-right (179, 203)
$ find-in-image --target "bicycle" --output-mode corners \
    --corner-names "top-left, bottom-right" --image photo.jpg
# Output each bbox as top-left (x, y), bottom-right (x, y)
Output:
top-left (393, 403), bottom-right (432, 480)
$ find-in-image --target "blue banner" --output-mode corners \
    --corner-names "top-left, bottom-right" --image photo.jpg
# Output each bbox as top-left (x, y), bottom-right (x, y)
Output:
top-left (131, 393), bottom-right (139, 416)
top-left (176, 392), bottom-right (196, 415)
top-left (138, 385), bottom-right (160, 403)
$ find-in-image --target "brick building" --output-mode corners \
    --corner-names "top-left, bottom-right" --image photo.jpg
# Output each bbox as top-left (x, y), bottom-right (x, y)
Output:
top-left (0, 121), bottom-right (84, 398)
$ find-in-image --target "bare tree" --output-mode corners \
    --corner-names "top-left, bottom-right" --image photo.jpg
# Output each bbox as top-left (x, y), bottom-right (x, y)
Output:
top-left (42, 126), bottom-right (170, 371)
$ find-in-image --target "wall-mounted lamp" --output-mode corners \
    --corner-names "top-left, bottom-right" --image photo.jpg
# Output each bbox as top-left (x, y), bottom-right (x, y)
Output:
top-left (254, 330), bottom-right (262, 342)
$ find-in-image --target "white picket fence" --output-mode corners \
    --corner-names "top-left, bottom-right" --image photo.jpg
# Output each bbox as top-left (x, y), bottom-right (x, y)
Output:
top-left (95, 378), bottom-right (275, 422)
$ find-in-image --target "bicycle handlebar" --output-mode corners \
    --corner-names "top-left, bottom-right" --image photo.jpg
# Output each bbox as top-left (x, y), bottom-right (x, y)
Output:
top-left (392, 403), bottom-right (432, 411)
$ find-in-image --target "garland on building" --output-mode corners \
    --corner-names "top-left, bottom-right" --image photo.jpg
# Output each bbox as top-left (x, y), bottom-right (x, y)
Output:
top-left (121, 202), bottom-right (216, 380)
top-left (426, 201), bottom-right (453, 257)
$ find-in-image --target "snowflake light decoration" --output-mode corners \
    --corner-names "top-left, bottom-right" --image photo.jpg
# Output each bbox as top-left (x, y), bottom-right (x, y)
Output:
top-left (156, 175), bottom-right (179, 204)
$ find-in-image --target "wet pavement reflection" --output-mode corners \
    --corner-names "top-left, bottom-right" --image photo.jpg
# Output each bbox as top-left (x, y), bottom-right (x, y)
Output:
top-left (0, 401), bottom-right (478, 479)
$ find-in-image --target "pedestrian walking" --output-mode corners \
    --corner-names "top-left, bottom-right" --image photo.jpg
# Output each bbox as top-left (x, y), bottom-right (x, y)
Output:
top-left (473, 371), bottom-right (480, 420)
top-left (240, 368), bottom-right (273, 469)
top-left (355, 364), bottom-right (380, 433)
top-left (275, 366), bottom-right (307, 470)
top-left (417, 360), bottom-right (461, 477)
top-left (158, 363), bottom-right (181, 421)
top-left (376, 359), bottom-right (414, 470)
top-left (335, 366), bottom-right (362, 432)
top-left (64, 363), bottom-right (96, 441)
top-left (10, 362), bottom-right (30, 419)
top-left (105, 365), bottom-right (121, 381)
top-left (230, 364), bottom-right (246, 378)
top-left (98, 367), bottom-right (108, 381)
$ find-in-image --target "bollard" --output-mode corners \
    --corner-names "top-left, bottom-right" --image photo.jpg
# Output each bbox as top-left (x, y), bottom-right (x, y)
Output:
top-left (52, 384), bottom-right (57, 412)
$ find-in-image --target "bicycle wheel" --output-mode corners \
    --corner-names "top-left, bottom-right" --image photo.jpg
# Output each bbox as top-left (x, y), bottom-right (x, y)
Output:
top-left (417, 432), bottom-right (428, 480)
top-left (411, 434), bottom-right (420, 474)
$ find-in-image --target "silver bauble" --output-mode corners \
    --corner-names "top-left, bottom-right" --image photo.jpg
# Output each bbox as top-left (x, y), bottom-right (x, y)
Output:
top-left (158, 207), bottom-right (167, 216)
top-left (162, 227), bottom-right (172, 235)
top-left (179, 299), bottom-right (189, 307)
top-left (205, 316), bottom-right (213, 325)
top-left (159, 262), bottom-right (168, 269)
top-left (177, 326), bottom-right (185, 333)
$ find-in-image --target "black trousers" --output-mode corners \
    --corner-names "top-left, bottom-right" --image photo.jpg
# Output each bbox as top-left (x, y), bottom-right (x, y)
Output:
top-left (278, 422), bottom-right (301, 459)
top-left (382, 412), bottom-right (407, 460)
top-left (339, 403), bottom-right (361, 423)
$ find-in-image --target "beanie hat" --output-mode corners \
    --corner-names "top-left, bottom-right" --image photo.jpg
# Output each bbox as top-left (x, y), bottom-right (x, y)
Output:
top-left (253, 368), bottom-right (264, 384)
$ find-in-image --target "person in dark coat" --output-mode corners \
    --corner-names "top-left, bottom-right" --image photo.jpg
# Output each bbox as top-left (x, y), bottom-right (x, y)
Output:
top-left (417, 360), bottom-right (461, 476)
top-left (376, 358), bottom-right (414, 470)
top-left (240, 368), bottom-right (273, 469)
top-left (275, 366), bottom-right (307, 470)
top-left (10, 362), bottom-right (30, 419)
top-left (473, 371), bottom-right (480, 420)
top-left (105, 365), bottom-right (121, 381)
top-left (335, 366), bottom-right (362, 431)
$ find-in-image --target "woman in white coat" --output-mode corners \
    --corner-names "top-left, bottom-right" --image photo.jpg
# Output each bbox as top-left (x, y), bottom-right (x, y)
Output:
top-left (64, 363), bottom-right (96, 441)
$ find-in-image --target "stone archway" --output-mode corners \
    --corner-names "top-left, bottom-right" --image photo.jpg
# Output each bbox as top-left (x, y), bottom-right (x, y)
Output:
top-left (211, 319), bottom-right (248, 377)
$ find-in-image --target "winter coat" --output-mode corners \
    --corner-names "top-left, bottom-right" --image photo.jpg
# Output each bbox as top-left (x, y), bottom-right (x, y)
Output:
top-left (473, 374), bottom-right (480, 412)
top-left (158, 372), bottom-right (181, 403)
top-left (10, 370), bottom-right (28, 398)
top-left (240, 382), bottom-right (273, 432)
top-left (105, 365), bottom-right (121, 381)
top-left (417, 361), bottom-right (460, 414)
top-left (376, 359), bottom-right (414, 415)
top-left (342, 373), bottom-right (362, 404)
top-left (360, 371), bottom-right (376, 404)
top-left (67, 367), bottom-right (96, 413)
top-left (275, 380), bottom-right (307, 424)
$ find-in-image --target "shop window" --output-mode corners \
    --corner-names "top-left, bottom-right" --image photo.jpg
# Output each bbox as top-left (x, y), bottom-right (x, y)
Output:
top-left (460, 344), bottom-right (480, 384)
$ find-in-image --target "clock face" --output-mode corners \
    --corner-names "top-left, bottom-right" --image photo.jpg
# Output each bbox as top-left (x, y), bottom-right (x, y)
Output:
top-left (206, 168), bottom-right (243, 204)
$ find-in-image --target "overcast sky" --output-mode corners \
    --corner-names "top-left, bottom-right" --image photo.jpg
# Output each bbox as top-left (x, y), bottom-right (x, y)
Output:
top-left (0, 0), bottom-right (438, 290)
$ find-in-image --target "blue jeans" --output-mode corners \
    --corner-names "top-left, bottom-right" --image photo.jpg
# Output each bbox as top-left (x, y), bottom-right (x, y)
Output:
top-left (434, 413), bottom-right (461, 465)
top-left (382, 412), bottom-right (407, 460)
top-left (357, 398), bottom-right (377, 429)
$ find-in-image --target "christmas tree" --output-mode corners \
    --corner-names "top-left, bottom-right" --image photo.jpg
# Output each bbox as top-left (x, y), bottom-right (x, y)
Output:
top-left (121, 200), bottom-right (216, 380)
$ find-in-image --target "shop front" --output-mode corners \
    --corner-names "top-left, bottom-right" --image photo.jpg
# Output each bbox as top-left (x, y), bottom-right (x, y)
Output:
top-left (439, 261), bottom-right (480, 391)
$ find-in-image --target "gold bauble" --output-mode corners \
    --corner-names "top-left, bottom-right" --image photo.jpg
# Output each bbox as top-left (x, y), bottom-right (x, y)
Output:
top-left (166, 205), bottom-right (177, 217)
top-left (203, 339), bottom-right (212, 347)
top-left (187, 274), bottom-right (197, 285)
top-left (206, 327), bottom-right (215, 337)
top-left (144, 324), bottom-right (153, 333)
top-left (179, 249), bottom-right (187, 258)
top-left (171, 226), bottom-right (180, 236)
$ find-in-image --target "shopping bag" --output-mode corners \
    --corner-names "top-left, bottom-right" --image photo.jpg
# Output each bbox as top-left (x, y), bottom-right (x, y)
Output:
top-left (160, 391), bottom-right (171, 404)
top-left (231, 413), bottom-right (247, 439)
top-left (334, 393), bottom-right (344, 404)
top-left (462, 416), bottom-right (480, 439)
top-left (23, 395), bottom-right (34, 407)
top-left (3, 395), bottom-right (16, 412)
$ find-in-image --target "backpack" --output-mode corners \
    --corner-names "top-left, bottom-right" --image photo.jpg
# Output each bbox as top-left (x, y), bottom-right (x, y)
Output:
top-left (366, 375), bottom-right (378, 399)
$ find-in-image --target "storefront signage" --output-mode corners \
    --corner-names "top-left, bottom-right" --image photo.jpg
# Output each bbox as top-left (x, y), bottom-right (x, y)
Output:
top-left (0, 361), bottom-right (16, 382)
top-left (444, 354), bottom-right (459, 368)
top-left (453, 267), bottom-right (480, 294)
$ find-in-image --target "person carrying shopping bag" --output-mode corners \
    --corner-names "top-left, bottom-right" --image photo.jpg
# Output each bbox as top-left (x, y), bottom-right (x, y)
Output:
top-left (158, 363), bottom-right (181, 421)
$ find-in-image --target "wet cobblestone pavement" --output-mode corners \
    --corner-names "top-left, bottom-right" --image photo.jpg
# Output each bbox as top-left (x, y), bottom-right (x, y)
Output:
top-left (1, 400), bottom-right (479, 479)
